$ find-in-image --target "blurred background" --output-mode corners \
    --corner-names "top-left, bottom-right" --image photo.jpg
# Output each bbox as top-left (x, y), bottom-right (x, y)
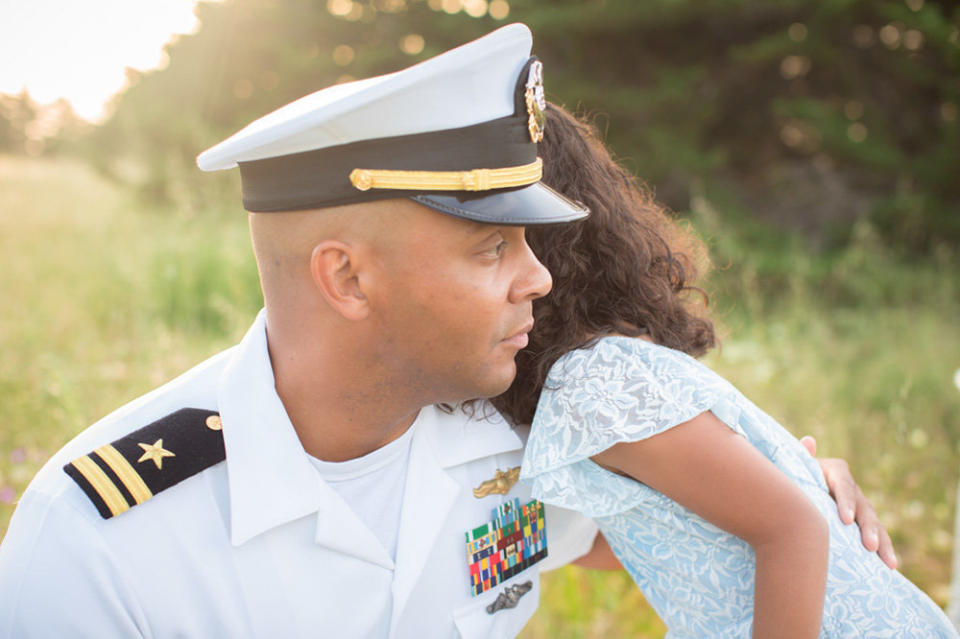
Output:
top-left (1, 0), bottom-right (958, 636)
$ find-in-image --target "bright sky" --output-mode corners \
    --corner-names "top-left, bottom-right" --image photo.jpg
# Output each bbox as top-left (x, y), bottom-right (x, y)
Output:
top-left (0, 0), bottom-right (203, 121)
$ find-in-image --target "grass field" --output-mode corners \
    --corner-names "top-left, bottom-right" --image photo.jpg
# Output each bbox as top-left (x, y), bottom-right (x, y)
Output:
top-left (1, 154), bottom-right (958, 637)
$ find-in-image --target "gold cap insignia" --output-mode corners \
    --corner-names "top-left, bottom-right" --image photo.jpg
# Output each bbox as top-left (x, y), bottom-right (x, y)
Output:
top-left (524, 60), bottom-right (545, 143)
top-left (473, 466), bottom-right (522, 498)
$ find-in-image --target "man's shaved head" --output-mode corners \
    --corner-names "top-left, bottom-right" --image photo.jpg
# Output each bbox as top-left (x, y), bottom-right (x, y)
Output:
top-left (253, 201), bottom-right (379, 285)
top-left (249, 199), bottom-right (420, 316)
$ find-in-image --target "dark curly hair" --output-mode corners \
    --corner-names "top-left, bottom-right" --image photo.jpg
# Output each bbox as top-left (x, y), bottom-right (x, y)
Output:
top-left (490, 103), bottom-right (717, 426)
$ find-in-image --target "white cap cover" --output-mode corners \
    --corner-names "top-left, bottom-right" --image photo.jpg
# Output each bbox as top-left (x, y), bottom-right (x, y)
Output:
top-left (197, 24), bottom-right (533, 171)
top-left (195, 23), bottom-right (589, 225)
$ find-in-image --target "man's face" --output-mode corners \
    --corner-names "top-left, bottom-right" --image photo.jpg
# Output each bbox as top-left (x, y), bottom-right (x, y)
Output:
top-left (367, 199), bottom-right (552, 404)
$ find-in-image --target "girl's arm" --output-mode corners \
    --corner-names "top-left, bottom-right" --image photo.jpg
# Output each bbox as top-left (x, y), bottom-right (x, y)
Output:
top-left (592, 411), bottom-right (829, 639)
top-left (573, 438), bottom-right (895, 571)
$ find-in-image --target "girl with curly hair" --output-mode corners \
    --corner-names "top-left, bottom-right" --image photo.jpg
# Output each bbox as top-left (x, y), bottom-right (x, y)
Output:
top-left (498, 104), bottom-right (957, 638)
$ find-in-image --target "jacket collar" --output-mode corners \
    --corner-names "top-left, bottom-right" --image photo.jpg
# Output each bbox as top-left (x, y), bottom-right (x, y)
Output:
top-left (218, 310), bottom-right (323, 547)
top-left (423, 402), bottom-right (524, 468)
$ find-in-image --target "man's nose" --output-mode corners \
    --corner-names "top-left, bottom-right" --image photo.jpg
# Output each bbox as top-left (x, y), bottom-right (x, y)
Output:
top-left (509, 238), bottom-right (552, 303)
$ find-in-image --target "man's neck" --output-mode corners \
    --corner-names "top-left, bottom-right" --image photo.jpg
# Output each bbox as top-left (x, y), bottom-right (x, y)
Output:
top-left (266, 324), bottom-right (424, 462)
top-left (285, 390), bottom-right (421, 463)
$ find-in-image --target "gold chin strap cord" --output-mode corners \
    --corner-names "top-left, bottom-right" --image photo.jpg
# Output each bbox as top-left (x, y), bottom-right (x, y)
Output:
top-left (349, 157), bottom-right (542, 192)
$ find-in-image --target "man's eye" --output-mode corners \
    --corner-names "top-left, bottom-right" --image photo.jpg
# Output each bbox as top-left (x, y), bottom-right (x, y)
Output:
top-left (487, 241), bottom-right (508, 257)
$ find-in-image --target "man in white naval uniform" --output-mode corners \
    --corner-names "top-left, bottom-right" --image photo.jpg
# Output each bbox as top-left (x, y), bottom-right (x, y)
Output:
top-left (0, 23), bottom-right (896, 639)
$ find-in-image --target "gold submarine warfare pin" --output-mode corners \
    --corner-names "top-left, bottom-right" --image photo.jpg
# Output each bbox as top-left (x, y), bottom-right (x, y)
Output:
top-left (473, 466), bottom-right (522, 498)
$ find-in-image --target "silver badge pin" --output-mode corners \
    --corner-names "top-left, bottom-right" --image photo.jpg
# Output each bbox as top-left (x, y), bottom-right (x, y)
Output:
top-left (486, 580), bottom-right (534, 614)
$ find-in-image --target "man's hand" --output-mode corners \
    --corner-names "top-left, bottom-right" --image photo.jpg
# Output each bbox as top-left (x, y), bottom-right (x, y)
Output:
top-left (800, 435), bottom-right (898, 569)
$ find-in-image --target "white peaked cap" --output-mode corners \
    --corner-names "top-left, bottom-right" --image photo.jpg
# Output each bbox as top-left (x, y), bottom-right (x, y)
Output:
top-left (198, 24), bottom-right (532, 170)
top-left (195, 23), bottom-right (589, 225)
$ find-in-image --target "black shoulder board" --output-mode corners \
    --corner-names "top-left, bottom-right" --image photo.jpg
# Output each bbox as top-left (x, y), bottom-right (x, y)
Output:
top-left (63, 408), bottom-right (225, 519)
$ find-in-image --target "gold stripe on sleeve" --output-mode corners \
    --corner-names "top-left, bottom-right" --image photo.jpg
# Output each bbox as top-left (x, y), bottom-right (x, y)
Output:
top-left (71, 455), bottom-right (130, 517)
top-left (94, 445), bottom-right (153, 505)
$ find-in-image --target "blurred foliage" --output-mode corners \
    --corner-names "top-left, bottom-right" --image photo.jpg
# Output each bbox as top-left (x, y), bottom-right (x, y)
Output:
top-left (20, 0), bottom-right (950, 254)
top-left (518, 0), bottom-right (960, 255)
top-left (0, 91), bottom-right (87, 157)
top-left (0, 92), bottom-right (37, 153)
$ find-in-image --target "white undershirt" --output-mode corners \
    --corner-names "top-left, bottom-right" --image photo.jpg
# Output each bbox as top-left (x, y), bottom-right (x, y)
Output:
top-left (308, 424), bottom-right (416, 562)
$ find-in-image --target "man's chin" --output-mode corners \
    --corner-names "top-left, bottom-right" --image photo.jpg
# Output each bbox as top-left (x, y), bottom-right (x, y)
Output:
top-left (450, 364), bottom-right (517, 403)
top-left (477, 364), bottom-right (518, 399)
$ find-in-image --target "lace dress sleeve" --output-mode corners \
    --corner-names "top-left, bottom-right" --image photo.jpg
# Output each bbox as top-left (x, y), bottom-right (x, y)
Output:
top-left (520, 338), bottom-right (747, 518)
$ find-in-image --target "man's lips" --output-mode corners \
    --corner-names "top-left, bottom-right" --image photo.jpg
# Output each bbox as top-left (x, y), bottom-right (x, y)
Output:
top-left (502, 320), bottom-right (534, 349)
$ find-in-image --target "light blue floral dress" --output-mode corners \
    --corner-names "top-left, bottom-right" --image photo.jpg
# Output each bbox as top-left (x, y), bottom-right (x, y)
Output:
top-left (520, 337), bottom-right (957, 638)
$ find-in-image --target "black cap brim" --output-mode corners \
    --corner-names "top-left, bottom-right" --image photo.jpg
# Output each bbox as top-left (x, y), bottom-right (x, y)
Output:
top-left (410, 182), bottom-right (589, 226)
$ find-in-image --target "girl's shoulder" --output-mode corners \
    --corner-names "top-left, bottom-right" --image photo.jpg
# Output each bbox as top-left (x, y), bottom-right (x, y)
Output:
top-left (545, 335), bottom-right (717, 390)
top-left (522, 337), bottom-right (742, 481)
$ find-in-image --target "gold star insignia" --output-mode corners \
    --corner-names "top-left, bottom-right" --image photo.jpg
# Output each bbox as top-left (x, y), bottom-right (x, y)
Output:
top-left (137, 439), bottom-right (175, 470)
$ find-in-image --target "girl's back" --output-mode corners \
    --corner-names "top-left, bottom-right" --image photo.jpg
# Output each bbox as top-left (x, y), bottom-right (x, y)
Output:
top-left (521, 336), bottom-right (956, 638)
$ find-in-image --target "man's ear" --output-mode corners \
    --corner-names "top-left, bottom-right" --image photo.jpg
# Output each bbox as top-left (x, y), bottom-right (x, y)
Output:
top-left (309, 241), bottom-right (370, 321)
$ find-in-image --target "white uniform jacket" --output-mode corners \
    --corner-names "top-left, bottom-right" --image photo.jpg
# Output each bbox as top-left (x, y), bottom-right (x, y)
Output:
top-left (0, 311), bottom-right (598, 638)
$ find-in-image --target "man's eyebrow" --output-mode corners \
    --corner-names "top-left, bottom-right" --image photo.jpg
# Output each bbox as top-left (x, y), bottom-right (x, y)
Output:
top-left (463, 220), bottom-right (497, 234)
top-left (452, 219), bottom-right (501, 241)
top-left (449, 216), bottom-right (514, 243)
top-left (472, 228), bottom-right (506, 244)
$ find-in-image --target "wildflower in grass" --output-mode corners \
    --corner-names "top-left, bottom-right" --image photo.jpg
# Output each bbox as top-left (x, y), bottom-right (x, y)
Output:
top-left (0, 486), bottom-right (15, 505)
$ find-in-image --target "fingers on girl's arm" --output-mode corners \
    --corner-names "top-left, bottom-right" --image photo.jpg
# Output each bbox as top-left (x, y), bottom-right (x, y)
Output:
top-left (876, 526), bottom-right (898, 569)
top-left (819, 458), bottom-right (857, 525)
top-left (800, 435), bottom-right (817, 457)
top-left (853, 490), bottom-right (899, 569)
top-left (819, 458), bottom-right (898, 569)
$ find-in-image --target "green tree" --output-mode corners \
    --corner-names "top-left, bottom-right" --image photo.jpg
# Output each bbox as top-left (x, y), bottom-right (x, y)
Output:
top-left (511, 0), bottom-right (960, 252)
top-left (0, 90), bottom-right (38, 153)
